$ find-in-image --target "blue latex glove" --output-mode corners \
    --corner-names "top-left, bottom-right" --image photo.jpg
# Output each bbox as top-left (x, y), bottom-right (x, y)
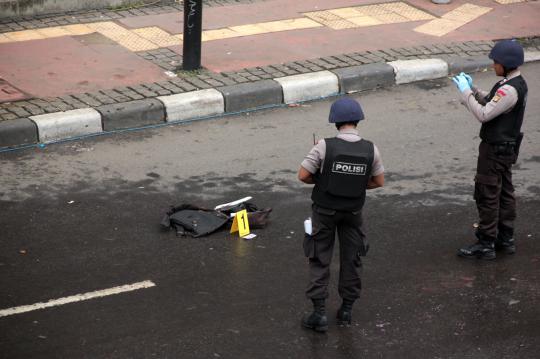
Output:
top-left (452, 75), bottom-right (470, 92)
top-left (460, 72), bottom-right (473, 87)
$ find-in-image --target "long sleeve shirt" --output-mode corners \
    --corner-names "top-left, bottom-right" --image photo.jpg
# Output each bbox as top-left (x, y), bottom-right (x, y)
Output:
top-left (459, 70), bottom-right (521, 123)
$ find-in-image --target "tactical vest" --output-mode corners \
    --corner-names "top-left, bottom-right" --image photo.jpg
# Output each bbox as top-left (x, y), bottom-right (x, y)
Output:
top-left (480, 75), bottom-right (528, 144)
top-left (311, 137), bottom-right (374, 211)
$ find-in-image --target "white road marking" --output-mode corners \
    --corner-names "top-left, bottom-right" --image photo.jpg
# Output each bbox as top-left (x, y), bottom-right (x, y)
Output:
top-left (0, 280), bottom-right (156, 318)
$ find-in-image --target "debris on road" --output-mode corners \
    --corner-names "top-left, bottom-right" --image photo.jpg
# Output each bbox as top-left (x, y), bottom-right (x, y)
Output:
top-left (214, 196), bottom-right (252, 211)
top-left (161, 198), bottom-right (272, 238)
top-left (161, 204), bottom-right (229, 237)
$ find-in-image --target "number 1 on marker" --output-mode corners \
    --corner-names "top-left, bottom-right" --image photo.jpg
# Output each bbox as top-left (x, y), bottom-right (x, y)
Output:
top-left (230, 209), bottom-right (250, 237)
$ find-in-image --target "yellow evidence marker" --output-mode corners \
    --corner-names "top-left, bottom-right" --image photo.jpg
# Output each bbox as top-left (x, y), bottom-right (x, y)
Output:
top-left (230, 209), bottom-right (250, 237)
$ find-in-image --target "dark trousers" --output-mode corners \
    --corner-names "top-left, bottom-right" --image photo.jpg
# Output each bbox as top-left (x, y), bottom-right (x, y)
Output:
top-left (303, 204), bottom-right (366, 301)
top-left (474, 141), bottom-right (517, 243)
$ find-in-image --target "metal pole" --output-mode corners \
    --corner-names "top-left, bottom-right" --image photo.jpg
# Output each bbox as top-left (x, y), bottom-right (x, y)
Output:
top-left (182, 0), bottom-right (203, 70)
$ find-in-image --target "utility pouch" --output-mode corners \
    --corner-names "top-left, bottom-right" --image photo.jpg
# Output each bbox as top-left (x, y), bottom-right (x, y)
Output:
top-left (303, 224), bottom-right (321, 259)
top-left (359, 240), bottom-right (369, 257)
top-left (513, 132), bottom-right (524, 164)
top-left (303, 233), bottom-right (316, 259)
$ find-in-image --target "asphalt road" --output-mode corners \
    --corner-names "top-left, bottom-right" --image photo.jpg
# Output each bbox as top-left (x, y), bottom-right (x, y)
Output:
top-left (1, 63), bottom-right (539, 359)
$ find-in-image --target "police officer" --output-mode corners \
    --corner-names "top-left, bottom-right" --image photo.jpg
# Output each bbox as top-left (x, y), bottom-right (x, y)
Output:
top-left (298, 97), bottom-right (384, 332)
top-left (452, 39), bottom-right (528, 260)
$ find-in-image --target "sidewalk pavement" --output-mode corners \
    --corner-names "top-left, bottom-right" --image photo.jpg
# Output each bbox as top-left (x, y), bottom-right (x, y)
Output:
top-left (1, 0), bottom-right (539, 150)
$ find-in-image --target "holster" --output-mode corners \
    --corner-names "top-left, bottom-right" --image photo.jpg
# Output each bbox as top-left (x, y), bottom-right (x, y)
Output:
top-left (513, 132), bottom-right (524, 164)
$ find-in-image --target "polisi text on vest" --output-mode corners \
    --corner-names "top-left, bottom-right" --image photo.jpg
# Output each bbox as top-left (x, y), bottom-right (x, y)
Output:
top-left (332, 162), bottom-right (367, 175)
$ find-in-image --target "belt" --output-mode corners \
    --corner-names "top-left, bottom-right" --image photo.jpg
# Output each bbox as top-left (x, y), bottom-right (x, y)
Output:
top-left (484, 141), bottom-right (517, 156)
top-left (485, 141), bottom-right (516, 148)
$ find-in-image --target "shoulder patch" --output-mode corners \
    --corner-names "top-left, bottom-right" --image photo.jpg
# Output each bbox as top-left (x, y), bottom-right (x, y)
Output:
top-left (496, 89), bottom-right (507, 96)
top-left (492, 94), bottom-right (502, 103)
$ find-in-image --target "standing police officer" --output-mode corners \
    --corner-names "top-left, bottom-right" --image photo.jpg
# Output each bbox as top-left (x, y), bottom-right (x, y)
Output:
top-left (298, 97), bottom-right (384, 332)
top-left (452, 39), bottom-right (528, 260)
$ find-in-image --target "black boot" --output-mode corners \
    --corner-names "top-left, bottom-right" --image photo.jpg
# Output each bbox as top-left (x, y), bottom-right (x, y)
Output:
top-left (458, 240), bottom-right (496, 260)
top-left (495, 237), bottom-right (516, 254)
top-left (336, 299), bottom-right (354, 325)
top-left (302, 299), bottom-right (328, 332)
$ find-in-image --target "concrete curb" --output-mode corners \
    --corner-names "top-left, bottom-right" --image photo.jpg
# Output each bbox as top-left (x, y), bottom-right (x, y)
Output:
top-left (29, 108), bottom-right (102, 143)
top-left (389, 59), bottom-right (448, 85)
top-left (446, 55), bottom-right (492, 75)
top-left (218, 80), bottom-right (283, 113)
top-left (2, 51), bottom-right (539, 151)
top-left (333, 63), bottom-right (395, 94)
top-left (525, 51), bottom-right (540, 63)
top-left (158, 89), bottom-right (224, 123)
top-left (97, 99), bottom-right (166, 131)
top-left (274, 71), bottom-right (339, 104)
top-left (0, 118), bottom-right (38, 148)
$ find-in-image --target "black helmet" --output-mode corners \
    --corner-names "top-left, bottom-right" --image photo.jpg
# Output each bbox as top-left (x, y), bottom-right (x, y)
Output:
top-left (328, 97), bottom-right (364, 124)
top-left (489, 39), bottom-right (524, 68)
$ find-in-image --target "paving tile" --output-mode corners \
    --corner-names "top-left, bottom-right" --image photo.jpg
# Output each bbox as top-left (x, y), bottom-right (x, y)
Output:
top-left (73, 93), bottom-right (103, 107)
top-left (328, 8), bottom-right (365, 19)
top-left (368, 50), bottom-right (393, 61)
top-left (62, 24), bottom-right (94, 35)
top-left (303, 11), bottom-right (356, 29)
top-left (23, 104), bottom-right (45, 115)
top-left (119, 90), bottom-right (144, 101)
top-left (414, 18), bottom-right (462, 37)
top-left (183, 77), bottom-right (211, 89)
top-left (347, 16), bottom-right (383, 27)
top-left (303, 10), bottom-right (341, 21)
top-left (394, 8), bottom-right (434, 22)
top-left (99, 89), bottom-right (129, 102)
top-left (5, 30), bottom-right (45, 41)
top-left (158, 81), bottom-right (183, 92)
top-left (229, 24), bottom-right (267, 36)
top-left (9, 106), bottom-right (31, 117)
top-left (170, 79), bottom-right (196, 92)
top-left (90, 93), bottom-right (116, 105)
top-left (415, 4), bottom-right (492, 37)
top-left (381, 48), bottom-right (402, 58)
top-left (132, 27), bottom-right (181, 47)
top-left (87, 21), bottom-right (159, 51)
top-left (257, 18), bottom-right (322, 32)
top-left (0, 113), bottom-right (18, 121)
top-left (202, 28), bottom-right (238, 41)
top-left (372, 13), bottom-right (410, 24)
top-left (130, 85), bottom-right (158, 97)
top-left (35, 26), bottom-right (71, 37)
top-left (354, 4), bottom-right (393, 16)
top-left (47, 99), bottom-right (72, 112)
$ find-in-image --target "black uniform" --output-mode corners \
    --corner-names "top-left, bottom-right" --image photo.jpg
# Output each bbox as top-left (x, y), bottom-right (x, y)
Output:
top-left (474, 75), bottom-right (528, 245)
top-left (303, 137), bottom-right (373, 301)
